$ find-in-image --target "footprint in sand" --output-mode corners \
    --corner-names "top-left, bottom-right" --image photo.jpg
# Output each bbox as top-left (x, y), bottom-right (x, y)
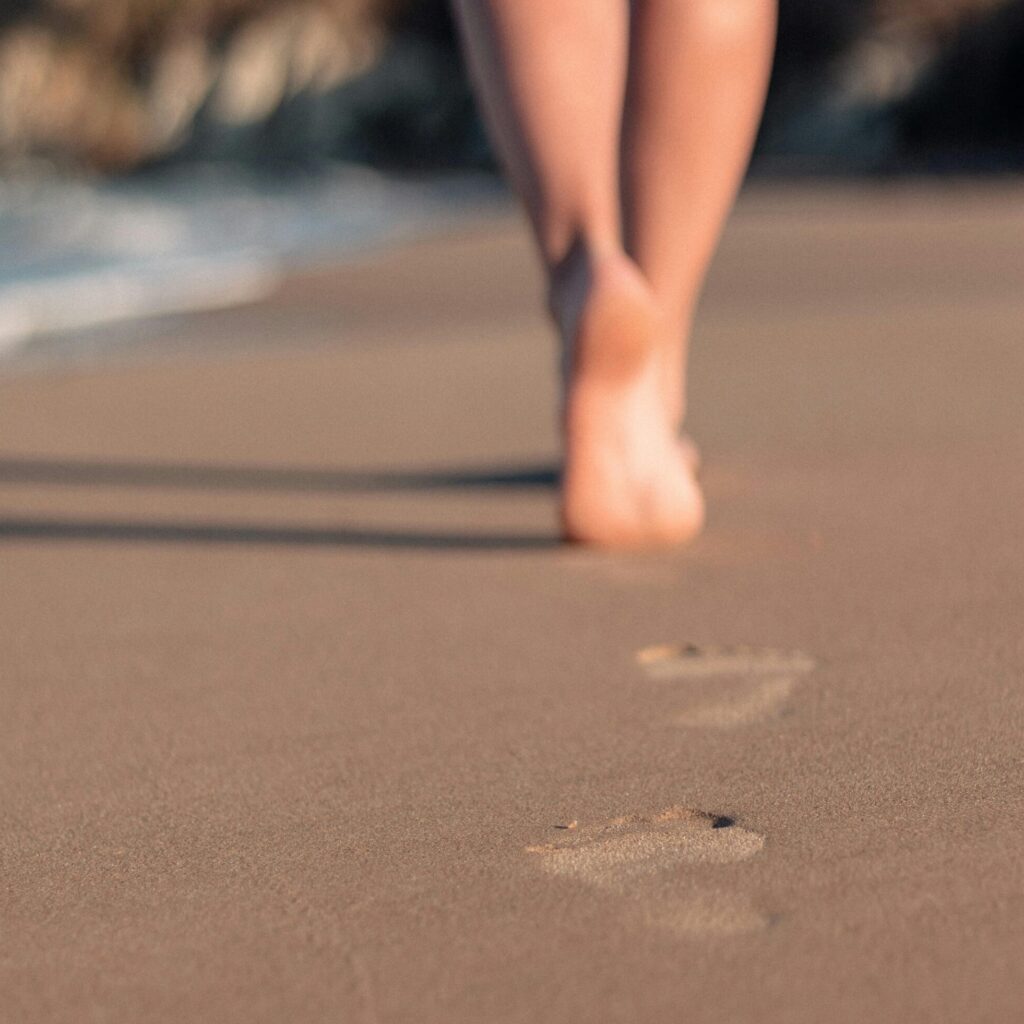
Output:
top-left (636, 644), bottom-right (816, 728)
top-left (526, 807), bottom-right (768, 936)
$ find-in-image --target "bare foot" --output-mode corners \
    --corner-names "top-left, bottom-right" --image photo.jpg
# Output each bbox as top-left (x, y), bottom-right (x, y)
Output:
top-left (550, 248), bottom-right (705, 548)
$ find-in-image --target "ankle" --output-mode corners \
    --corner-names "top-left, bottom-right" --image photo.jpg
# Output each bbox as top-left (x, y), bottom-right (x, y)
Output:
top-left (546, 241), bottom-right (646, 341)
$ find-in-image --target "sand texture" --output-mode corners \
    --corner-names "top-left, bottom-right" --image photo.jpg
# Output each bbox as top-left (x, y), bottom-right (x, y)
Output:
top-left (2, 183), bottom-right (1023, 1023)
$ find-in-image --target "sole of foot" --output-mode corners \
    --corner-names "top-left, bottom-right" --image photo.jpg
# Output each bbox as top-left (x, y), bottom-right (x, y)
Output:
top-left (555, 253), bottom-right (705, 549)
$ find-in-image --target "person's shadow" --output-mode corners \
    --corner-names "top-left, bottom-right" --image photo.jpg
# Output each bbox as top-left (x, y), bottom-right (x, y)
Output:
top-left (0, 455), bottom-right (561, 552)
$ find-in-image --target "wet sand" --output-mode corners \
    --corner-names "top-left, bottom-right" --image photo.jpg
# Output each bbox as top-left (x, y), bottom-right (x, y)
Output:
top-left (2, 182), bottom-right (1023, 1023)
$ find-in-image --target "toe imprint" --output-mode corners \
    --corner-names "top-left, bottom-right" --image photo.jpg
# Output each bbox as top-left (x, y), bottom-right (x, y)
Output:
top-left (636, 644), bottom-right (815, 679)
top-left (525, 806), bottom-right (763, 890)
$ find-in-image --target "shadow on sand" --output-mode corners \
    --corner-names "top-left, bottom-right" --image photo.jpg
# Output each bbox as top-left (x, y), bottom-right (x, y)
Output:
top-left (0, 455), bottom-right (560, 552)
top-left (0, 456), bottom-right (559, 493)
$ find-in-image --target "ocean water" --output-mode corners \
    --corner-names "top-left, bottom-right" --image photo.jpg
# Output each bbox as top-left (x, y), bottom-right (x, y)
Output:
top-left (0, 164), bottom-right (504, 369)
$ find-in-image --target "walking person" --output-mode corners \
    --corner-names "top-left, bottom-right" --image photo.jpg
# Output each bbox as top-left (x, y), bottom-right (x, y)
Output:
top-left (451, 0), bottom-right (776, 547)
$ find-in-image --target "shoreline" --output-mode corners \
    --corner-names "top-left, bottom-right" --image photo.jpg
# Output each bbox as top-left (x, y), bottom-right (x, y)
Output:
top-left (0, 164), bottom-right (508, 372)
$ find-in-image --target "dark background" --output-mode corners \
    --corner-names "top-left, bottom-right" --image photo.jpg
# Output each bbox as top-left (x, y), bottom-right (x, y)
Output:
top-left (1, 0), bottom-right (1022, 176)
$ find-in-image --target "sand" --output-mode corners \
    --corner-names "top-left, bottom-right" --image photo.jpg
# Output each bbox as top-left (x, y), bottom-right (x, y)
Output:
top-left (1, 182), bottom-right (1023, 1023)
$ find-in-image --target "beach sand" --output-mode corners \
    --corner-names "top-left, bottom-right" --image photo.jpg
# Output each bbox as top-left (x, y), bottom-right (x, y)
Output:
top-left (1, 182), bottom-right (1023, 1023)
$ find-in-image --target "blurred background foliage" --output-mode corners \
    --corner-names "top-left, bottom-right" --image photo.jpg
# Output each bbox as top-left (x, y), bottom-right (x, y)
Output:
top-left (0, 0), bottom-right (1021, 175)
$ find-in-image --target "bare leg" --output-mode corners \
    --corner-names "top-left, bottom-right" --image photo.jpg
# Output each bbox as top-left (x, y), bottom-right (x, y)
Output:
top-left (451, 0), bottom-right (703, 547)
top-left (624, 0), bottom-right (777, 428)
top-left (449, 2), bottom-right (627, 269)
